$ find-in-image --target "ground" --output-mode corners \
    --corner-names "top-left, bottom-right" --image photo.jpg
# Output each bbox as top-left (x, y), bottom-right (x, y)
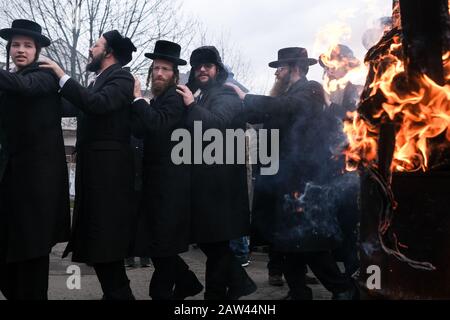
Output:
top-left (0, 243), bottom-right (333, 300)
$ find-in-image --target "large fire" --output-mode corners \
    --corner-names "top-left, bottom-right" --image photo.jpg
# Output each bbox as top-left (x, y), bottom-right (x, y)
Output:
top-left (343, 35), bottom-right (450, 173)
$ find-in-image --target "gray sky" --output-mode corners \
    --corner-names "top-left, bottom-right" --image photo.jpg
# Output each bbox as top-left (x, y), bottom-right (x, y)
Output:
top-left (182, 0), bottom-right (392, 93)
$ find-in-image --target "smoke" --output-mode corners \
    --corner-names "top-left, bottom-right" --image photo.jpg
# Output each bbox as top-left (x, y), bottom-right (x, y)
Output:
top-left (257, 105), bottom-right (361, 251)
top-left (273, 172), bottom-right (360, 251)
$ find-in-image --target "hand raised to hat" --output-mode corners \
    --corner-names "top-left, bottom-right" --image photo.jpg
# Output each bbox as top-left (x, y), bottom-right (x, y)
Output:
top-left (224, 82), bottom-right (246, 100)
top-left (39, 57), bottom-right (66, 79)
top-left (176, 85), bottom-right (195, 107)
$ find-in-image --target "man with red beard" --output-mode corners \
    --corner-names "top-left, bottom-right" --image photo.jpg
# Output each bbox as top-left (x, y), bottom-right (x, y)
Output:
top-left (227, 47), bottom-right (358, 300)
top-left (130, 40), bottom-right (203, 300)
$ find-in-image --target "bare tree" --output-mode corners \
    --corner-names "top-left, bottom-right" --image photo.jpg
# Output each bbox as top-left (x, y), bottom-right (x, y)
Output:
top-left (0, 1), bottom-right (254, 91)
top-left (0, 0), bottom-right (198, 85)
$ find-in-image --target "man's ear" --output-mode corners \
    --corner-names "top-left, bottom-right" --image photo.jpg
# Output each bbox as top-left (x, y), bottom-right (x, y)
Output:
top-left (105, 47), bottom-right (114, 58)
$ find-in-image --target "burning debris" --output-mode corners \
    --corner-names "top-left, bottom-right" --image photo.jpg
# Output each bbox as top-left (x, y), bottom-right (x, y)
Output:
top-left (349, 0), bottom-right (450, 298)
top-left (344, 36), bottom-right (450, 173)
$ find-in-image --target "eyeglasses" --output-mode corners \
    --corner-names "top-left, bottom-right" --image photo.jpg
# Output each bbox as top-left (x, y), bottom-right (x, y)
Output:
top-left (276, 66), bottom-right (289, 73)
top-left (194, 63), bottom-right (215, 71)
top-left (152, 66), bottom-right (173, 73)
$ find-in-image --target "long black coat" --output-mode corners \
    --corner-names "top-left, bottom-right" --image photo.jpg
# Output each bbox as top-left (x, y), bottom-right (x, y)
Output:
top-left (0, 63), bottom-right (70, 263)
top-left (185, 84), bottom-right (250, 244)
top-left (61, 64), bottom-right (136, 264)
top-left (245, 78), bottom-right (342, 252)
top-left (131, 86), bottom-right (191, 257)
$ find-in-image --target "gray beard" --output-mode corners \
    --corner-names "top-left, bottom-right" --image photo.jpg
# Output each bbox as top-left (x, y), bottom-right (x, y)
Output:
top-left (270, 76), bottom-right (291, 97)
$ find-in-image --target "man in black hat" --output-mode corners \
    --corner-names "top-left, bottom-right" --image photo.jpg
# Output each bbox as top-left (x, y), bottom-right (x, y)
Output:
top-left (0, 19), bottom-right (70, 300)
top-left (41, 30), bottom-right (137, 300)
top-left (176, 46), bottom-right (256, 300)
top-left (226, 47), bottom-right (359, 300)
top-left (130, 40), bottom-right (203, 300)
top-left (319, 44), bottom-right (363, 119)
top-left (319, 44), bottom-right (362, 279)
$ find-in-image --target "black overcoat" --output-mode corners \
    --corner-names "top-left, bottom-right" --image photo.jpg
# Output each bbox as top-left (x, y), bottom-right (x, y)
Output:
top-left (185, 84), bottom-right (251, 244)
top-left (245, 78), bottom-right (343, 252)
top-left (131, 86), bottom-right (191, 257)
top-left (0, 63), bottom-right (70, 263)
top-left (61, 64), bottom-right (136, 263)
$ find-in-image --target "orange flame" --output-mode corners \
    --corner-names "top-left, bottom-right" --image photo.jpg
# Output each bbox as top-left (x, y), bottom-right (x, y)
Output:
top-left (344, 37), bottom-right (450, 172)
top-left (320, 44), bottom-right (368, 96)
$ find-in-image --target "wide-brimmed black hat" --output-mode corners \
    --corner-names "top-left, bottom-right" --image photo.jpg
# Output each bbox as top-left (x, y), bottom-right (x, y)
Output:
top-left (145, 40), bottom-right (187, 66)
top-left (269, 47), bottom-right (317, 68)
top-left (103, 30), bottom-right (137, 66)
top-left (0, 19), bottom-right (51, 47)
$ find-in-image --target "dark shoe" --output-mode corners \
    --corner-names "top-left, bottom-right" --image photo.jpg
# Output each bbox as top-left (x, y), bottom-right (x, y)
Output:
top-left (280, 293), bottom-right (294, 300)
top-left (124, 257), bottom-right (136, 268)
top-left (103, 283), bottom-right (135, 300)
top-left (173, 270), bottom-right (204, 300)
top-left (140, 257), bottom-right (151, 268)
top-left (305, 274), bottom-right (319, 285)
top-left (283, 288), bottom-right (313, 300)
top-left (332, 286), bottom-right (360, 300)
top-left (227, 273), bottom-right (257, 300)
top-left (236, 255), bottom-right (250, 267)
top-left (269, 274), bottom-right (284, 286)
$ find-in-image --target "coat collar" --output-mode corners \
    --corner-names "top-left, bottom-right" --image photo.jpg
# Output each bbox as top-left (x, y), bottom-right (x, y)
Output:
top-left (286, 77), bottom-right (308, 94)
top-left (15, 62), bottom-right (40, 75)
top-left (91, 63), bottom-right (122, 90)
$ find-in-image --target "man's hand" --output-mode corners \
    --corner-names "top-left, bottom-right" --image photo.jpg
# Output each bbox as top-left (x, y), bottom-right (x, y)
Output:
top-left (133, 76), bottom-right (142, 99)
top-left (176, 85), bottom-right (195, 107)
top-left (224, 82), bottom-right (246, 100)
top-left (38, 57), bottom-right (66, 79)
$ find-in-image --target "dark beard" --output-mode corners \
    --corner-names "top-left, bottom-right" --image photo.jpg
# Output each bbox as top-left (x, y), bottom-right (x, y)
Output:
top-left (270, 75), bottom-right (291, 97)
top-left (195, 76), bottom-right (217, 90)
top-left (151, 77), bottom-right (176, 97)
top-left (86, 53), bottom-right (105, 73)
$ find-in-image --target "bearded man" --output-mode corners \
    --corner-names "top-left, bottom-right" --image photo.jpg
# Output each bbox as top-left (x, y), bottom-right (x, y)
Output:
top-left (227, 47), bottom-right (359, 300)
top-left (40, 30), bottom-right (137, 300)
top-left (130, 40), bottom-right (203, 300)
top-left (176, 46), bottom-right (256, 300)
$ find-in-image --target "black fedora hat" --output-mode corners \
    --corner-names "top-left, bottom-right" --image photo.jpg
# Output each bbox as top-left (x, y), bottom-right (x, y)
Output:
top-left (0, 19), bottom-right (51, 47)
top-left (269, 47), bottom-right (317, 68)
top-left (103, 30), bottom-right (137, 66)
top-left (145, 40), bottom-right (187, 66)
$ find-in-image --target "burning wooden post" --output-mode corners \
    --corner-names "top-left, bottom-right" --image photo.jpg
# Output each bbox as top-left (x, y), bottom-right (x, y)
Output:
top-left (353, 0), bottom-right (450, 299)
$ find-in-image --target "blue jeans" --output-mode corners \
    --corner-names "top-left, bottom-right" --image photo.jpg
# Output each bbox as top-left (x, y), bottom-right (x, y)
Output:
top-left (230, 237), bottom-right (250, 260)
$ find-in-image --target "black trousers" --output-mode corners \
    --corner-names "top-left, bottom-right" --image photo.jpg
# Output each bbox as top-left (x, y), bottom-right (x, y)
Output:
top-left (283, 251), bottom-right (353, 300)
top-left (93, 260), bottom-right (134, 300)
top-left (0, 256), bottom-right (50, 300)
top-left (268, 247), bottom-right (284, 276)
top-left (198, 241), bottom-right (253, 300)
top-left (149, 255), bottom-right (193, 300)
